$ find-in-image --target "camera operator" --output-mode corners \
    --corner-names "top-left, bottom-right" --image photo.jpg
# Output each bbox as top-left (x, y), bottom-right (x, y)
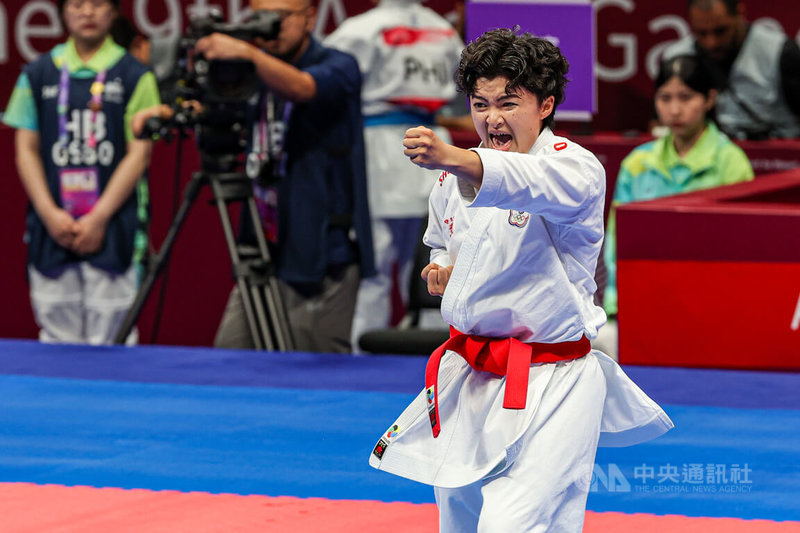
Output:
top-left (193, 0), bottom-right (375, 353)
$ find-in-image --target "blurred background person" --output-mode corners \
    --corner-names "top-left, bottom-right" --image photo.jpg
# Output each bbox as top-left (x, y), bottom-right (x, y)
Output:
top-left (324, 0), bottom-right (464, 352)
top-left (597, 53), bottom-right (754, 358)
top-left (109, 14), bottom-right (182, 104)
top-left (663, 0), bottom-right (800, 140)
top-left (109, 13), bottom-right (150, 65)
top-left (197, 0), bottom-right (375, 353)
top-left (2, 0), bottom-right (160, 345)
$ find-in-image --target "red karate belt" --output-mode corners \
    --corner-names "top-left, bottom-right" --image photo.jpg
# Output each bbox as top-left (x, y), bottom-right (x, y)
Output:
top-left (425, 327), bottom-right (591, 437)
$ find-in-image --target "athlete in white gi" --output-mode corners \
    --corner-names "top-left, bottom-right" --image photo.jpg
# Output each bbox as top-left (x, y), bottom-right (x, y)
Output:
top-left (325, 0), bottom-right (464, 351)
top-left (368, 29), bottom-right (673, 532)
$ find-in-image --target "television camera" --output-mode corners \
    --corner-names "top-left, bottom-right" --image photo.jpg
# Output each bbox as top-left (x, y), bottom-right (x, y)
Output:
top-left (141, 9), bottom-right (281, 168)
top-left (114, 9), bottom-right (294, 351)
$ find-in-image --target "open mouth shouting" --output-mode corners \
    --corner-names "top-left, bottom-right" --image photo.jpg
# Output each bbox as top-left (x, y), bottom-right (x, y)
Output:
top-left (489, 131), bottom-right (513, 151)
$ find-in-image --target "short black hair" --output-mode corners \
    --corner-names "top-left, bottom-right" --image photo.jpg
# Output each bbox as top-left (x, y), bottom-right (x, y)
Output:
top-left (110, 15), bottom-right (140, 50)
top-left (455, 27), bottom-right (569, 129)
top-left (687, 0), bottom-right (739, 16)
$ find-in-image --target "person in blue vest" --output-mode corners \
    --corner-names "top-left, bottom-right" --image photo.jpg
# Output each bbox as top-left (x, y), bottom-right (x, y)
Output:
top-left (193, 0), bottom-right (375, 353)
top-left (3, 0), bottom-right (160, 345)
top-left (663, 0), bottom-right (800, 139)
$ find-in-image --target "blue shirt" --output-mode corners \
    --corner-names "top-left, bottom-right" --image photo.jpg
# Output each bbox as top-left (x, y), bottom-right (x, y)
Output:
top-left (247, 37), bottom-right (375, 284)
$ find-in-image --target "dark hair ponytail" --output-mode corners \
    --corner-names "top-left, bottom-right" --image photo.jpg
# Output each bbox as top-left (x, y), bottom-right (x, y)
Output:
top-left (655, 54), bottom-right (714, 96)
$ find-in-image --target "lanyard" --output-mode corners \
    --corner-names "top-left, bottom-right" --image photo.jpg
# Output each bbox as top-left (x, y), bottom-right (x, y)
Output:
top-left (259, 92), bottom-right (293, 175)
top-left (57, 60), bottom-right (107, 149)
top-left (258, 92), bottom-right (271, 156)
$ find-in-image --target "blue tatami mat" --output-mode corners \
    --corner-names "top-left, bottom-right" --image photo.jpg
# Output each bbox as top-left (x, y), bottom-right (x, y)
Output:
top-left (1, 339), bottom-right (799, 521)
top-left (0, 374), bottom-right (430, 503)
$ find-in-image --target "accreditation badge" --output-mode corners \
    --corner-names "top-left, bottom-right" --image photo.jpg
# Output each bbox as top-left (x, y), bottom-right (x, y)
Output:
top-left (253, 183), bottom-right (279, 244)
top-left (59, 167), bottom-right (99, 217)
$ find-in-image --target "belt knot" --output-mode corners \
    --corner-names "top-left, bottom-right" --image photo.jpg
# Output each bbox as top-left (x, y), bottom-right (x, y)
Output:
top-left (425, 327), bottom-right (591, 437)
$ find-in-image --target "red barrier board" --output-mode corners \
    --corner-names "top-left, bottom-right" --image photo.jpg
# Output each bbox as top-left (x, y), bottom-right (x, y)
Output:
top-left (616, 171), bottom-right (800, 370)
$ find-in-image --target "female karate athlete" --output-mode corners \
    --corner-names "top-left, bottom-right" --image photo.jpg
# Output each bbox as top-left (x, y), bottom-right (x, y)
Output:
top-left (368, 28), bottom-right (674, 532)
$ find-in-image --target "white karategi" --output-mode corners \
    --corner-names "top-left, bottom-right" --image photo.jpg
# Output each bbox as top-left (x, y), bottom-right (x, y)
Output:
top-left (325, 0), bottom-right (464, 351)
top-left (369, 129), bottom-right (674, 532)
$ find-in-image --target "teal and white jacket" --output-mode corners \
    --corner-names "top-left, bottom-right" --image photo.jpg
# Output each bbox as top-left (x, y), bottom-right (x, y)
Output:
top-left (604, 122), bottom-right (754, 315)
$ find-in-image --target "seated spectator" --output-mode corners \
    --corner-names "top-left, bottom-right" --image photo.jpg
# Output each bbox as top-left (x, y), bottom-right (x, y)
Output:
top-left (663, 0), bottom-right (800, 139)
top-left (597, 54), bottom-right (754, 358)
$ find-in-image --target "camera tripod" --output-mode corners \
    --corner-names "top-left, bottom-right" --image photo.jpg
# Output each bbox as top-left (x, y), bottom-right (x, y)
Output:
top-left (113, 164), bottom-right (294, 351)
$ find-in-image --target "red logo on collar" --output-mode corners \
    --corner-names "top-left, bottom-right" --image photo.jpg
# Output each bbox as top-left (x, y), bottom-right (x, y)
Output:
top-left (554, 142), bottom-right (568, 151)
top-left (438, 171), bottom-right (449, 186)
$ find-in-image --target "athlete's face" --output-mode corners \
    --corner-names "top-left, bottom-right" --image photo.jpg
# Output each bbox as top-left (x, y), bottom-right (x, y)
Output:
top-left (655, 76), bottom-right (715, 140)
top-left (688, 0), bottom-right (745, 62)
top-left (251, 0), bottom-right (314, 62)
top-left (62, 0), bottom-right (116, 46)
top-left (469, 76), bottom-right (554, 154)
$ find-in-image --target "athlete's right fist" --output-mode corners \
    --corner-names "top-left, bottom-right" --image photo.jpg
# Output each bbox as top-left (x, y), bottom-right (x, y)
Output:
top-left (402, 126), bottom-right (484, 189)
top-left (403, 126), bottom-right (448, 170)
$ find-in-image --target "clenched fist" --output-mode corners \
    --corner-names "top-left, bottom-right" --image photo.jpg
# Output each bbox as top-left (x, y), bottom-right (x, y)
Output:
top-left (421, 262), bottom-right (454, 297)
top-left (403, 126), bottom-right (452, 170)
top-left (403, 126), bottom-right (484, 188)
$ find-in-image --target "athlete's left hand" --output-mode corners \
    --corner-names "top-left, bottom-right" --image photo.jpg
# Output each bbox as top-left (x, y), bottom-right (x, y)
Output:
top-left (421, 262), bottom-right (453, 297)
top-left (71, 211), bottom-right (108, 256)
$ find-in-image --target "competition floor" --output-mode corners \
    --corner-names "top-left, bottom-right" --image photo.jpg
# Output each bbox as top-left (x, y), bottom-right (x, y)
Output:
top-left (1, 339), bottom-right (799, 532)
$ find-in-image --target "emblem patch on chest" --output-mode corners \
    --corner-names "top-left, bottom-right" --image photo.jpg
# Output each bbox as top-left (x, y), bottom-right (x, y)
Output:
top-left (508, 210), bottom-right (530, 228)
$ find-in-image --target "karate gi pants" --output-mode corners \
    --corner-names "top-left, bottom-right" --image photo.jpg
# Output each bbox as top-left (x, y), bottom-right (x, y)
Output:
top-left (433, 354), bottom-right (606, 533)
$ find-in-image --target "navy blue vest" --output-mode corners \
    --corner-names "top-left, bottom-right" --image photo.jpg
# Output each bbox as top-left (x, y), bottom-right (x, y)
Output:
top-left (23, 50), bottom-right (148, 274)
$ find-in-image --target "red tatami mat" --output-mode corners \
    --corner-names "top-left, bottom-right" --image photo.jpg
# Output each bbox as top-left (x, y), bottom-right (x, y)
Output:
top-left (3, 483), bottom-right (799, 532)
top-left (0, 483), bottom-right (437, 533)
